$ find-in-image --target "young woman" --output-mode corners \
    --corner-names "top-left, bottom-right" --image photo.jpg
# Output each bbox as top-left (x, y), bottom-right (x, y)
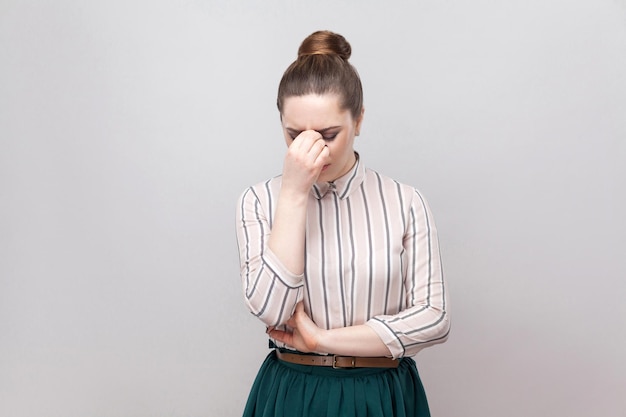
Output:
top-left (235, 30), bottom-right (450, 417)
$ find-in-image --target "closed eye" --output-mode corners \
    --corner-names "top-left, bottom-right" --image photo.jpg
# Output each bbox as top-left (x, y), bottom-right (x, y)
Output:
top-left (287, 132), bottom-right (337, 141)
top-left (285, 126), bottom-right (341, 141)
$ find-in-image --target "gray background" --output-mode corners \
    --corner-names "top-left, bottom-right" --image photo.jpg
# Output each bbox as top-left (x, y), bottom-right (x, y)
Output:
top-left (1, 0), bottom-right (625, 416)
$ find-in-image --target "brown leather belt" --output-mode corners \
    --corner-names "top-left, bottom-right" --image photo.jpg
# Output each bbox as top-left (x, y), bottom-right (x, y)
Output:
top-left (276, 350), bottom-right (399, 369)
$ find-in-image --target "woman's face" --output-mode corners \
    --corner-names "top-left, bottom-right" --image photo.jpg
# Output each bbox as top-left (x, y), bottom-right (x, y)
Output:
top-left (281, 93), bottom-right (364, 183)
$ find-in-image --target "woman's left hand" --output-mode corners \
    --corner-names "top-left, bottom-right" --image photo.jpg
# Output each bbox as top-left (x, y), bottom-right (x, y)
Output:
top-left (268, 302), bottom-right (325, 353)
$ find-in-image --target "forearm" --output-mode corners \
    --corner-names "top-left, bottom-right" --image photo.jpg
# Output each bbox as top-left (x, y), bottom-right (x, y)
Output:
top-left (268, 302), bottom-right (393, 357)
top-left (267, 189), bottom-right (308, 275)
top-left (317, 325), bottom-right (392, 357)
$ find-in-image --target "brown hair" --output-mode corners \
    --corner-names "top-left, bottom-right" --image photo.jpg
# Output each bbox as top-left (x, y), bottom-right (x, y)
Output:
top-left (277, 30), bottom-right (363, 119)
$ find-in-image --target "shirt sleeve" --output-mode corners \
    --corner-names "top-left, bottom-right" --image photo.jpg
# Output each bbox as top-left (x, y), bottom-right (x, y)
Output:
top-left (235, 186), bottom-right (304, 327)
top-left (366, 189), bottom-right (450, 358)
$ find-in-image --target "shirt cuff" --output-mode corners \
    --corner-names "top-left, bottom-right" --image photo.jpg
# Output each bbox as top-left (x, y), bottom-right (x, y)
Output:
top-left (365, 319), bottom-right (405, 359)
top-left (263, 247), bottom-right (305, 288)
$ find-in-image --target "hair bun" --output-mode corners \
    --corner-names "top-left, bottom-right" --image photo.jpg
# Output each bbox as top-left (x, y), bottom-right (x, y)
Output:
top-left (297, 30), bottom-right (352, 60)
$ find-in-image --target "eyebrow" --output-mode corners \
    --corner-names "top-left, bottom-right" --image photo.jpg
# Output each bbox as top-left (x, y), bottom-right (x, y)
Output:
top-left (285, 126), bottom-right (342, 135)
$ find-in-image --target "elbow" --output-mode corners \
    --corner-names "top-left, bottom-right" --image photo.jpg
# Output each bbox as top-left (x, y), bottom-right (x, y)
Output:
top-left (242, 290), bottom-right (298, 328)
top-left (404, 309), bottom-right (451, 356)
top-left (428, 307), bottom-right (451, 344)
top-left (432, 312), bottom-right (451, 345)
top-left (240, 258), bottom-right (304, 327)
top-left (243, 297), bottom-right (281, 327)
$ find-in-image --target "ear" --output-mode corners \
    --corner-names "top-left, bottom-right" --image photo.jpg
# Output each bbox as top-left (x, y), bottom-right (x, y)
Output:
top-left (355, 107), bottom-right (365, 136)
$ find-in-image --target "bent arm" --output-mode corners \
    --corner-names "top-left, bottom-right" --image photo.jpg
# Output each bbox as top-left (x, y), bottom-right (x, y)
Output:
top-left (236, 185), bottom-right (305, 327)
top-left (236, 132), bottom-right (329, 327)
top-left (366, 189), bottom-right (450, 358)
top-left (269, 302), bottom-right (392, 357)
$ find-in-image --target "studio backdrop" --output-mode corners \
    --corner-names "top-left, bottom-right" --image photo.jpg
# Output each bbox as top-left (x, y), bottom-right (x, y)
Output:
top-left (1, 1), bottom-right (625, 416)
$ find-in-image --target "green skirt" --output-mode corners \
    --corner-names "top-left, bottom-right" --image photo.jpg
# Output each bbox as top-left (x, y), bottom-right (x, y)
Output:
top-left (242, 350), bottom-right (431, 417)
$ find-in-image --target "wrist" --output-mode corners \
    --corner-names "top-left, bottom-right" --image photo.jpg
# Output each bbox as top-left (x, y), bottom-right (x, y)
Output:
top-left (278, 187), bottom-right (309, 206)
top-left (315, 328), bottom-right (333, 354)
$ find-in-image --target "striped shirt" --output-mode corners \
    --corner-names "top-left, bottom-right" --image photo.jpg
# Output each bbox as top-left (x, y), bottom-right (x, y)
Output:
top-left (235, 155), bottom-right (449, 358)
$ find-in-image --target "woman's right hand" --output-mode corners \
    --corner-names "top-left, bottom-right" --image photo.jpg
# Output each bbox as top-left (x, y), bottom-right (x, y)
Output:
top-left (281, 130), bottom-right (330, 195)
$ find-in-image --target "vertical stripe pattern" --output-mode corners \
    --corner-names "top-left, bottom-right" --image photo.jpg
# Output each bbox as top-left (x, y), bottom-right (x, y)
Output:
top-left (235, 156), bottom-right (450, 358)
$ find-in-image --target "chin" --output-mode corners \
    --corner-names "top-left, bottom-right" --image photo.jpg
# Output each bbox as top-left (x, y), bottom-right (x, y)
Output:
top-left (317, 172), bottom-right (334, 183)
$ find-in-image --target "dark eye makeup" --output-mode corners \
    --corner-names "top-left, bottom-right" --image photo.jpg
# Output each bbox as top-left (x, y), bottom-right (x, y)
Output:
top-left (286, 128), bottom-right (340, 141)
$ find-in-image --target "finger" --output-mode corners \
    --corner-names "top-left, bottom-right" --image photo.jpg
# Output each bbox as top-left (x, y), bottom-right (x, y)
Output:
top-left (309, 139), bottom-right (327, 157)
top-left (293, 130), bottom-right (323, 152)
top-left (298, 141), bottom-right (326, 171)
top-left (268, 328), bottom-right (292, 345)
top-left (289, 138), bottom-right (328, 169)
top-left (293, 302), bottom-right (310, 323)
top-left (315, 145), bottom-right (330, 164)
top-left (287, 134), bottom-right (322, 165)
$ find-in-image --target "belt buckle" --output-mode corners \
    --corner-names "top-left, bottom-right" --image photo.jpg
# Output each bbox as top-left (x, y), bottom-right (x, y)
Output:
top-left (332, 355), bottom-right (356, 369)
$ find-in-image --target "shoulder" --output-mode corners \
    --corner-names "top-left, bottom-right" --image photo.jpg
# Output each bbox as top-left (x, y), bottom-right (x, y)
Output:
top-left (363, 167), bottom-right (419, 195)
top-left (362, 167), bottom-right (432, 210)
top-left (237, 175), bottom-right (282, 204)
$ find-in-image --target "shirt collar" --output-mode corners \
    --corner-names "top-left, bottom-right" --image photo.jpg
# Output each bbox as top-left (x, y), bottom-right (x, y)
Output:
top-left (311, 153), bottom-right (365, 200)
